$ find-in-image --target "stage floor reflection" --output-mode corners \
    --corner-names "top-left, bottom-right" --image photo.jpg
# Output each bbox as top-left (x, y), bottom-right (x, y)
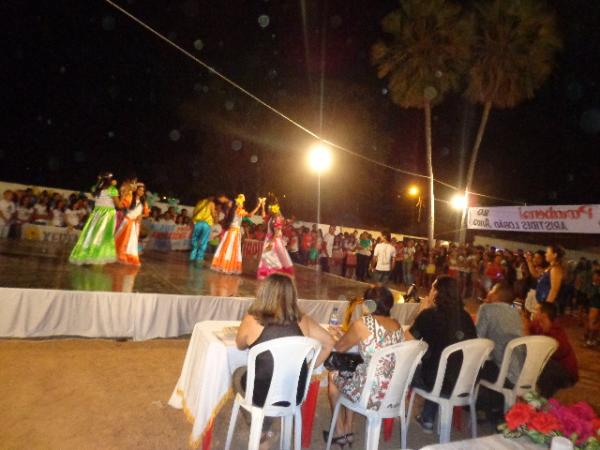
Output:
top-left (0, 240), bottom-right (369, 300)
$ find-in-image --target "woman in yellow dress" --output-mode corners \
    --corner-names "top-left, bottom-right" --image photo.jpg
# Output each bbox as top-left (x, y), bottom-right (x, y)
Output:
top-left (211, 194), bottom-right (263, 274)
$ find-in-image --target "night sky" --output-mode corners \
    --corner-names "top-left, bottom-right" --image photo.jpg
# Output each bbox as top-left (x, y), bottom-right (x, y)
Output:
top-left (3, 0), bottom-right (600, 237)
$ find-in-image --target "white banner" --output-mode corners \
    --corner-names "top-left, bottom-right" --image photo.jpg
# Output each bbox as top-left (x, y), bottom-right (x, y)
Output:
top-left (467, 205), bottom-right (600, 234)
top-left (21, 223), bottom-right (80, 244)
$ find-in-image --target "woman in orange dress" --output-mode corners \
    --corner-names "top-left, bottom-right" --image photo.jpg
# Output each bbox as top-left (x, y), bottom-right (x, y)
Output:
top-left (211, 194), bottom-right (263, 274)
top-left (115, 183), bottom-right (149, 266)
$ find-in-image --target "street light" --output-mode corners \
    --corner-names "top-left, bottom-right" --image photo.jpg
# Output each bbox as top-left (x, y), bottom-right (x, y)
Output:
top-left (407, 185), bottom-right (423, 223)
top-left (450, 193), bottom-right (468, 211)
top-left (408, 185), bottom-right (420, 197)
top-left (307, 143), bottom-right (333, 174)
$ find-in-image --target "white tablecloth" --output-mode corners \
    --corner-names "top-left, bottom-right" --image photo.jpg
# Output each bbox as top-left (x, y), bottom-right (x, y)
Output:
top-left (419, 434), bottom-right (542, 450)
top-left (168, 320), bottom-right (246, 448)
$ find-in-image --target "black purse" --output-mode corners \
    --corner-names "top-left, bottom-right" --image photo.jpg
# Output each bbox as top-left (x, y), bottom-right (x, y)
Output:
top-left (324, 352), bottom-right (364, 372)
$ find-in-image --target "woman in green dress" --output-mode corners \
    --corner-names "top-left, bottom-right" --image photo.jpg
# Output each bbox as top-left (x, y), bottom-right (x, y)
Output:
top-left (69, 173), bottom-right (122, 265)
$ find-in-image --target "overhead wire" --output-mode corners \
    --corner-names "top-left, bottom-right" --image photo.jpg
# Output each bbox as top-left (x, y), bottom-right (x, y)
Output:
top-left (102, 0), bottom-right (525, 206)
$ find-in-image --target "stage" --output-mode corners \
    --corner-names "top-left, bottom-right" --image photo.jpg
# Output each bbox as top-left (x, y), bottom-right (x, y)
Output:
top-left (0, 240), bottom-right (418, 340)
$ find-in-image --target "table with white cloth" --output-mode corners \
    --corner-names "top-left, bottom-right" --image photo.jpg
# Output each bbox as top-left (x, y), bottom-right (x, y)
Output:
top-left (168, 320), bottom-right (246, 449)
top-left (168, 320), bottom-right (324, 449)
top-left (419, 434), bottom-right (542, 450)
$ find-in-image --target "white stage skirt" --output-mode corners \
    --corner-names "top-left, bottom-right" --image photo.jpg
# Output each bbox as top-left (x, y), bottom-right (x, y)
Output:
top-left (0, 287), bottom-right (353, 341)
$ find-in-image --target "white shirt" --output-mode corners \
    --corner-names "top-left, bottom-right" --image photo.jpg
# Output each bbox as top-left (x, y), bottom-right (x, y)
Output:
top-left (403, 246), bottom-right (416, 261)
top-left (50, 209), bottom-right (64, 227)
top-left (0, 199), bottom-right (16, 225)
top-left (16, 206), bottom-right (33, 222)
top-left (33, 203), bottom-right (48, 217)
top-left (64, 208), bottom-right (80, 227)
top-left (374, 242), bottom-right (396, 271)
top-left (324, 233), bottom-right (335, 257)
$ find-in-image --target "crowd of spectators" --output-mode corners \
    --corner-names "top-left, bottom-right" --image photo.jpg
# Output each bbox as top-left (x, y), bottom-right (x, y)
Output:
top-left (0, 188), bottom-right (92, 237)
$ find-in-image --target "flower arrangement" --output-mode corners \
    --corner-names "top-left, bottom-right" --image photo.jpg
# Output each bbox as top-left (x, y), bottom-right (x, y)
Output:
top-left (499, 392), bottom-right (600, 450)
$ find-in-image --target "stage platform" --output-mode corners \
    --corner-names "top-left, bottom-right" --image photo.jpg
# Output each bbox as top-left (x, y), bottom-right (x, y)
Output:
top-left (0, 240), bottom-right (419, 341)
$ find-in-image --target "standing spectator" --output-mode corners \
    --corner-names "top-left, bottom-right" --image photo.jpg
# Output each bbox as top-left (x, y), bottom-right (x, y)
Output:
top-left (344, 233), bottom-right (357, 279)
top-left (356, 232), bottom-right (372, 282)
top-left (584, 269), bottom-right (600, 346)
top-left (287, 229), bottom-right (300, 263)
top-left (370, 231), bottom-right (396, 284)
top-left (300, 227), bottom-right (312, 264)
top-left (392, 239), bottom-right (404, 284)
top-left (536, 245), bottom-right (565, 305)
top-left (0, 190), bottom-right (16, 238)
top-left (320, 226), bottom-right (336, 273)
top-left (403, 239), bottom-right (416, 286)
top-left (526, 302), bottom-right (578, 398)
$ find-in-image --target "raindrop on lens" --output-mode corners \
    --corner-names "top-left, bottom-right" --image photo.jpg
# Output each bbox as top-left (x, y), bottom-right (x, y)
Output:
top-left (258, 14), bottom-right (270, 28)
top-left (231, 140), bottom-right (243, 151)
top-left (250, 155), bottom-right (258, 163)
top-left (101, 16), bottom-right (116, 31)
top-left (193, 39), bottom-right (204, 51)
top-left (107, 131), bottom-right (115, 138)
top-left (424, 86), bottom-right (438, 100)
top-left (169, 129), bottom-right (181, 141)
top-left (225, 100), bottom-right (234, 111)
top-left (381, 88), bottom-right (388, 95)
top-left (580, 109), bottom-right (600, 134)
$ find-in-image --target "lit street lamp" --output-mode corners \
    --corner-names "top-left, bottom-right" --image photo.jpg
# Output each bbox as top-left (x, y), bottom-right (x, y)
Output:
top-left (408, 185), bottom-right (423, 223)
top-left (450, 193), bottom-right (468, 211)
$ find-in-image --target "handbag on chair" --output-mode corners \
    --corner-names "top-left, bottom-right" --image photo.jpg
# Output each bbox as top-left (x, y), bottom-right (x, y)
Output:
top-left (324, 352), bottom-right (363, 372)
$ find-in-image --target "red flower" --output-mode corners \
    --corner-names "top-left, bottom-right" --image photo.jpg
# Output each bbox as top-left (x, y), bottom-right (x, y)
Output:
top-left (592, 418), bottom-right (600, 432)
top-left (528, 412), bottom-right (561, 434)
top-left (506, 402), bottom-right (535, 431)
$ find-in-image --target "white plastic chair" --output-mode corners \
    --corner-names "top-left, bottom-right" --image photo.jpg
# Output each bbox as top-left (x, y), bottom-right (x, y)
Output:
top-left (407, 338), bottom-right (494, 444)
top-left (224, 336), bottom-right (321, 450)
top-left (478, 335), bottom-right (558, 412)
top-left (325, 340), bottom-right (428, 450)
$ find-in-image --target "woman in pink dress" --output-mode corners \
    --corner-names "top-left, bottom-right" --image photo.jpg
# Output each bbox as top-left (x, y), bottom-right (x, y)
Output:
top-left (257, 203), bottom-right (295, 280)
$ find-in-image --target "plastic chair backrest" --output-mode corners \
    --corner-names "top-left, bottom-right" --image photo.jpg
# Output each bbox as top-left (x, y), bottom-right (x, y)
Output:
top-left (500, 335), bottom-right (558, 396)
top-left (431, 338), bottom-right (494, 400)
top-left (244, 336), bottom-right (321, 414)
top-left (358, 340), bottom-right (428, 415)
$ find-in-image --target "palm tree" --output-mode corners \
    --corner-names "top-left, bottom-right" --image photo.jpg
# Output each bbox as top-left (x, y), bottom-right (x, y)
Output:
top-left (460, 0), bottom-right (561, 242)
top-left (372, 0), bottom-right (473, 247)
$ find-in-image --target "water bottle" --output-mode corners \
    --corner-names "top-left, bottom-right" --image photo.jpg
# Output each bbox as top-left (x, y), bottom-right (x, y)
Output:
top-left (329, 307), bottom-right (340, 327)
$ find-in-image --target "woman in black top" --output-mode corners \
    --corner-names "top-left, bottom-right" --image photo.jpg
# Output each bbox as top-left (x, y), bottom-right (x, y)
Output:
top-left (405, 275), bottom-right (477, 432)
top-left (233, 274), bottom-right (333, 440)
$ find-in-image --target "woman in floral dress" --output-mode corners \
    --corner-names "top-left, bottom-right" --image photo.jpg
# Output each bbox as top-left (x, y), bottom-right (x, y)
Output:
top-left (326, 286), bottom-right (404, 447)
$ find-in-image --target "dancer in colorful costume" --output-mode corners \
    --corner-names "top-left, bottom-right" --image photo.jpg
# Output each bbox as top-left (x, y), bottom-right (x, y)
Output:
top-left (69, 172), bottom-right (122, 265)
top-left (115, 182), bottom-right (149, 266)
top-left (257, 202), bottom-right (295, 280)
top-left (190, 194), bottom-right (228, 265)
top-left (211, 194), bottom-right (263, 274)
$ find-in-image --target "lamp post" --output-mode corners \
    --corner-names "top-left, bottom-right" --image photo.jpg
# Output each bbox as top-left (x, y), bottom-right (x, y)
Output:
top-left (307, 143), bottom-right (332, 240)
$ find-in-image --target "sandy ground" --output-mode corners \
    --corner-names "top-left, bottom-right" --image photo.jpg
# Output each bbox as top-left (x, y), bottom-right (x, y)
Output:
top-left (1, 318), bottom-right (599, 450)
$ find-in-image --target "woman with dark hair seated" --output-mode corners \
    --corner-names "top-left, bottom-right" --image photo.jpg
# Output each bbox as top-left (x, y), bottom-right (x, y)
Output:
top-left (326, 286), bottom-right (404, 447)
top-left (405, 275), bottom-right (477, 433)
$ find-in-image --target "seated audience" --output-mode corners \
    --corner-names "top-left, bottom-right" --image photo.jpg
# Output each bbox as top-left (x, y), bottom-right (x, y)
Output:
top-left (526, 302), bottom-right (579, 398)
top-left (406, 275), bottom-right (477, 432)
top-left (326, 286), bottom-right (403, 447)
top-left (233, 274), bottom-right (333, 442)
top-left (476, 281), bottom-right (524, 422)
